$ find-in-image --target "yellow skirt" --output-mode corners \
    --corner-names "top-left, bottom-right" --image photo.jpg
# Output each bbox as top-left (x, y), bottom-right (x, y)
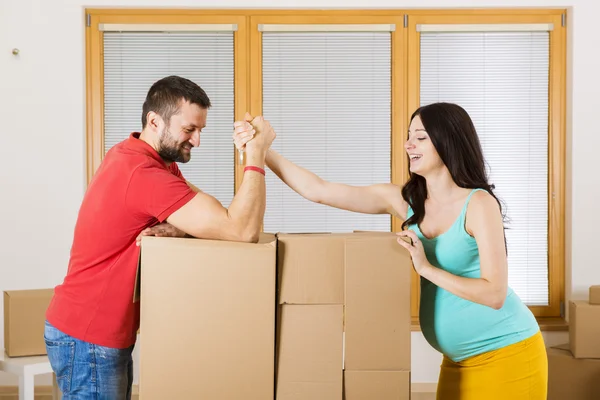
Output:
top-left (436, 331), bottom-right (548, 400)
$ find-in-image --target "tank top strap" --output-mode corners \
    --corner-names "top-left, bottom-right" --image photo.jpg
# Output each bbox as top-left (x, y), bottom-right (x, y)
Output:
top-left (458, 188), bottom-right (486, 222)
top-left (406, 204), bottom-right (414, 219)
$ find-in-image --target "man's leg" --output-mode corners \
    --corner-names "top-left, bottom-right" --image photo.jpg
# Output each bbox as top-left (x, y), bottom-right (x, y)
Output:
top-left (45, 321), bottom-right (134, 399)
top-left (94, 343), bottom-right (135, 400)
top-left (44, 321), bottom-right (94, 399)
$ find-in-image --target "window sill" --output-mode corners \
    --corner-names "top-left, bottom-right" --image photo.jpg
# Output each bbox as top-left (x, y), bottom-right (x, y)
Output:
top-left (411, 316), bottom-right (568, 332)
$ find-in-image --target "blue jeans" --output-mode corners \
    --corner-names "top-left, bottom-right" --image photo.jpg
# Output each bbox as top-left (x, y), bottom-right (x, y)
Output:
top-left (44, 321), bottom-right (134, 399)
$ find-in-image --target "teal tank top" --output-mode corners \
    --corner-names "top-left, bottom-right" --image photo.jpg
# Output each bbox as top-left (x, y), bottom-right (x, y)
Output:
top-left (407, 188), bottom-right (539, 362)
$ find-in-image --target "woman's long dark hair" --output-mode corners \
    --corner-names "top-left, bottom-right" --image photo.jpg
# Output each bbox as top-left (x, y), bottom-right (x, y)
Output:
top-left (401, 102), bottom-right (506, 233)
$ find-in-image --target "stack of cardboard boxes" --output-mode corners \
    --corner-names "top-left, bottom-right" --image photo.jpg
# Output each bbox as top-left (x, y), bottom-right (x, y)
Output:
top-left (138, 232), bottom-right (413, 399)
top-left (275, 233), bottom-right (412, 399)
top-left (548, 285), bottom-right (600, 400)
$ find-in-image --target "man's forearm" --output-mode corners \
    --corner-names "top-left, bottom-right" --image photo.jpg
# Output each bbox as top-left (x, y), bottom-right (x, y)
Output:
top-left (226, 150), bottom-right (266, 242)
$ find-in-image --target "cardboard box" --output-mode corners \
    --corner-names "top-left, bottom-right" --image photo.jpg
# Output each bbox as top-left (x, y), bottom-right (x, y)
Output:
top-left (3, 289), bottom-right (54, 357)
top-left (275, 304), bottom-right (343, 400)
top-left (569, 300), bottom-right (600, 358)
top-left (548, 344), bottom-right (600, 400)
top-left (277, 233), bottom-right (345, 305)
top-left (139, 235), bottom-right (276, 400)
top-left (344, 236), bottom-right (412, 370)
top-left (344, 370), bottom-right (410, 400)
top-left (590, 285), bottom-right (600, 305)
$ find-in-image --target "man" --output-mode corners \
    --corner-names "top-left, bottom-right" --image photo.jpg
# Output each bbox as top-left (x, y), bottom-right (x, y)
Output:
top-left (44, 75), bottom-right (275, 399)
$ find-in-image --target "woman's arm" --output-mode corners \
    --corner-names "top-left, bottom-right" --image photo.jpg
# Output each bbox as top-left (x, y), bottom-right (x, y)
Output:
top-left (398, 190), bottom-right (508, 309)
top-left (266, 149), bottom-right (407, 219)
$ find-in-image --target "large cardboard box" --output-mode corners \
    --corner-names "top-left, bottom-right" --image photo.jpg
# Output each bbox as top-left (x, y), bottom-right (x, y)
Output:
top-left (3, 289), bottom-right (54, 357)
top-left (344, 370), bottom-right (410, 400)
top-left (569, 300), bottom-right (600, 358)
top-left (139, 235), bottom-right (276, 400)
top-left (275, 304), bottom-right (343, 400)
top-left (590, 285), bottom-right (600, 305)
top-left (548, 344), bottom-right (600, 400)
top-left (275, 233), bottom-right (412, 399)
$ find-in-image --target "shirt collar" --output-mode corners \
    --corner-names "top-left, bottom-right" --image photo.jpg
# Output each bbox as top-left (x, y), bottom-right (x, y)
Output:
top-left (125, 132), bottom-right (168, 168)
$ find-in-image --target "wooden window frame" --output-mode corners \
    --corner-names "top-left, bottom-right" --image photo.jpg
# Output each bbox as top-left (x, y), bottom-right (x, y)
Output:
top-left (85, 8), bottom-right (567, 330)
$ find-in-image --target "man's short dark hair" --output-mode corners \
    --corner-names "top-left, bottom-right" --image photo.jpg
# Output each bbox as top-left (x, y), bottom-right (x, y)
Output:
top-left (141, 76), bottom-right (211, 128)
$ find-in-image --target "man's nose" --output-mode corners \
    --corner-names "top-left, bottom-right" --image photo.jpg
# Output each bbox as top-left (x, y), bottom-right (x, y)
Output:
top-left (190, 131), bottom-right (201, 147)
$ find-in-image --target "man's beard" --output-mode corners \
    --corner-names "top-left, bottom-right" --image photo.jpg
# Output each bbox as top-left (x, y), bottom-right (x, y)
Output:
top-left (157, 127), bottom-right (191, 163)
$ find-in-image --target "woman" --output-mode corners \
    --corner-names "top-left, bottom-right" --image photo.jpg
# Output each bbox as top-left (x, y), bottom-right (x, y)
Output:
top-left (234, 102), bottom-right (547, 400)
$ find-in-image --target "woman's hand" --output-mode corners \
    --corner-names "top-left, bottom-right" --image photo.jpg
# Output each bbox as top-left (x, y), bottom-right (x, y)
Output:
top-left (396, 230), bottom-right (432, 276)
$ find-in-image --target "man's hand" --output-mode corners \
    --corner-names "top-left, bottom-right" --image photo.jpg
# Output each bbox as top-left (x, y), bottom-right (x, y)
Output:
top-left (233, 112), bottom-right (276, 156)
top-left (233, 115), bottom-right (255, 152)
top-left (136, 223), bottom-right (188, 246)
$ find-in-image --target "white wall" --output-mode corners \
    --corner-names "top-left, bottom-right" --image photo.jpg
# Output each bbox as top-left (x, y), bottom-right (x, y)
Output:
top-left (0, 0), bottom-right (595, 387)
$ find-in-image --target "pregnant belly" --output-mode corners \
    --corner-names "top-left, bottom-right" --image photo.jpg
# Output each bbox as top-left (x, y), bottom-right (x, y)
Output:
top-left (419, 282), bottom-right (518, 362)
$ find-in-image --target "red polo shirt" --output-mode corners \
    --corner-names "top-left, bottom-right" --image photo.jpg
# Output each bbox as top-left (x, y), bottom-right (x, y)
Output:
top-left (46, 133), bottom-right (196, 349)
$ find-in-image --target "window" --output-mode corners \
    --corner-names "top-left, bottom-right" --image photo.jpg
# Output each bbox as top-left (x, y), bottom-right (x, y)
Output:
top-left (86, 9), bottom-right (566, 323)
